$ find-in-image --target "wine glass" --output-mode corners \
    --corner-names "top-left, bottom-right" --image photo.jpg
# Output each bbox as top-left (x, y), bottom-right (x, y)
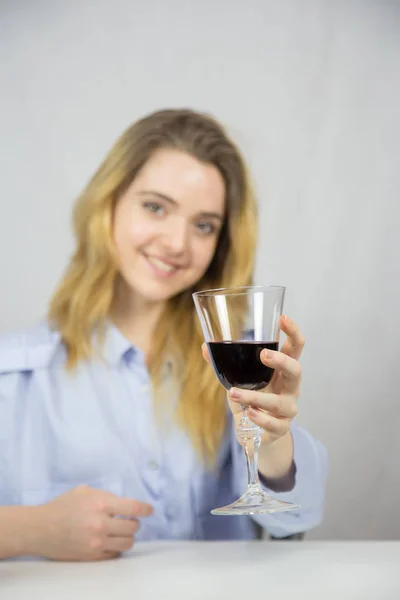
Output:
top-left (193, 285), bottom-right (300, 515)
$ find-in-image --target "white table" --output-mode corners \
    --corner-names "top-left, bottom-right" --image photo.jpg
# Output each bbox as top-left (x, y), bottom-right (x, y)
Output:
top-left (0, 541), bottom-right (399, 599)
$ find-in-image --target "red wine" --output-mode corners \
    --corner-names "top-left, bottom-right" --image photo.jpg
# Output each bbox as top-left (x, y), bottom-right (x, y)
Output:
top-left (207, 341), bottom-right (278, 391)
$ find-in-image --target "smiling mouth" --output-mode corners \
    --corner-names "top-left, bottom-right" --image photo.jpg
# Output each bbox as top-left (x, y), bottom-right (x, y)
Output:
top-left (144, 254), bottom-right (181, 275)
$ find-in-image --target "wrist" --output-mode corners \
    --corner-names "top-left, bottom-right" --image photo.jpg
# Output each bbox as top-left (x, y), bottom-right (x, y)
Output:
top-left (19, 505), bottom-right (47, 557)
top-left (258, 430), bottom-right (294, 481)
top-left (0, 505), bottom-right (45, 558)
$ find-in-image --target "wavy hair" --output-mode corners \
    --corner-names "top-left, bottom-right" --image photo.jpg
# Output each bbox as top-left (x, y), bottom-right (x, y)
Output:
top-left (48, 109), bottom-right (258, 463)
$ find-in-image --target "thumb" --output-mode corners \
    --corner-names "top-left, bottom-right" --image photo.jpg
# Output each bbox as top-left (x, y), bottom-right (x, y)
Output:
top-left (201, 342), bottom-right (211, 364)
top-left (103, 492), bottom-right (153, 518)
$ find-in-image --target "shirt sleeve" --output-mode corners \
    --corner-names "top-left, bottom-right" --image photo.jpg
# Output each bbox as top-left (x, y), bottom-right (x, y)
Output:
top-left (230, 419), bottom-right (328, 538)
top-left (0, 323), bottom-right (59, 506)
top-left (0, 370), bottom-right (24, 505)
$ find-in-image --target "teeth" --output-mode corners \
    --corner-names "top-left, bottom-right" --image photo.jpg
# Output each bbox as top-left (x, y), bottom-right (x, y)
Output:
top-left (148, 256), bottom-right (176, 273)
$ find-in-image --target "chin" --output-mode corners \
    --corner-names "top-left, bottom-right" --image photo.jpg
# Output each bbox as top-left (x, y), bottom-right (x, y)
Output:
top-left (123, 268), bottom-right (201, 303)
top-left (133, 282), bottom-right (187, 304)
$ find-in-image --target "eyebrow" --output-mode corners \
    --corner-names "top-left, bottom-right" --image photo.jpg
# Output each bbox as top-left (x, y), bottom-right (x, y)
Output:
top-left (138, 190), bottom-right (224, 221)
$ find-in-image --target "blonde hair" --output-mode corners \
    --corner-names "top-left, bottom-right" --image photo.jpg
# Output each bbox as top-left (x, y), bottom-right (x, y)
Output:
top-left (48, 109), bottom-right (258, 464)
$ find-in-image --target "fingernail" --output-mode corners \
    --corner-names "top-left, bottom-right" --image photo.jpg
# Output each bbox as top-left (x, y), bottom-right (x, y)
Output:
top-left (230, 387), bottom-right (242, 399)
top-left (263, 349), bottom-right (273, 360)
top-left (282, 315), bottom-right (288, 324)
top-left (143, 504), bottom-right (153, 517)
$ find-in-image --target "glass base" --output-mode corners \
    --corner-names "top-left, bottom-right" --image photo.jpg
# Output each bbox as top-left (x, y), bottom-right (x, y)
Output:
top-left (211, 487), bottom-right (300, 516)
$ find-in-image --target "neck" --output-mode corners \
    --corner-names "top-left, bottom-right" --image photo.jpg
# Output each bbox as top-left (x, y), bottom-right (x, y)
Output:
top-left (112, 280), bottom-right (165, 356)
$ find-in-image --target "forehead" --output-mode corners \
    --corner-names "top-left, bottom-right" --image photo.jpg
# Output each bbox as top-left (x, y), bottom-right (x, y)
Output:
top-left (131, 148), bottom-right (226, 214)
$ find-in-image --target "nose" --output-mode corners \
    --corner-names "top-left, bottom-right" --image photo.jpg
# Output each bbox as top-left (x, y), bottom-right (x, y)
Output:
top-left (162, 215), bottom-right (189, 256)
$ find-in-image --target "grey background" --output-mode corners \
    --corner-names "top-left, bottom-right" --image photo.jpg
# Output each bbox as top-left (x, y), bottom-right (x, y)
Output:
top-left (1, 0), bottom-right (399, 539)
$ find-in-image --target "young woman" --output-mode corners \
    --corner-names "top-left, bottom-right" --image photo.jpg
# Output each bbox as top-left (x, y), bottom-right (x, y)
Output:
top-left (0, 109), bottom-right (327, 561)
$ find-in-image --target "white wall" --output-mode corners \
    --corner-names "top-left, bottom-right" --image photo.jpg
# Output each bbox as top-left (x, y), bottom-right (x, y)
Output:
top-left (1, 0), bottom-right (399, 539)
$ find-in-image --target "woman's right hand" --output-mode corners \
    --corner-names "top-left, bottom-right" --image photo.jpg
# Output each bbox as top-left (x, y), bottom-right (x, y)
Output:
top-left (31, 485), bottom-right (153, 561)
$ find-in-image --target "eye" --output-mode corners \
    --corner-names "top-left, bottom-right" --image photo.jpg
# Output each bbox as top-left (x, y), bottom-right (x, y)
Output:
top-left (196, 221), bottom-right (218, 236)
top-left (142, 201), bottom-right (166, 216)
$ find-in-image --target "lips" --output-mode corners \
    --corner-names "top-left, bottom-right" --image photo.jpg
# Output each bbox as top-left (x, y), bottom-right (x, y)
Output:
top-left (147, 255), bottom-right (177, 273)
top-left (142, 253), bottom-right (184, 278)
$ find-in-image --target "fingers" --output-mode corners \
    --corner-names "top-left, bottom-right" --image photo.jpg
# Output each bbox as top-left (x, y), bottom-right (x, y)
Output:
top-left (260, 348), bottom-right (302, 394)
top-left (87, 515), bottom-right (139, 559)
top-left (105, 495), bottom-right (153, 519)
top-left (201, 343), bottom-right (210, 363)
top-left (247, 408), bottom-right (291, 438)
top-left (230, 387), bottom-right (298, 419)
top-left (105, 535), bottom-right (135, 553)
top-left (102, 551), bottom-right (121, 561)
top-left (279, 315), bottom-right (305, 360)
top-left (107, 517), bottom-right (140, 538)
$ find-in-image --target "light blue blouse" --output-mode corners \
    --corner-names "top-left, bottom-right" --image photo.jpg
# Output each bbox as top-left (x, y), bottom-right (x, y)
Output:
top-left (0, 322), bottom-right (327, 542)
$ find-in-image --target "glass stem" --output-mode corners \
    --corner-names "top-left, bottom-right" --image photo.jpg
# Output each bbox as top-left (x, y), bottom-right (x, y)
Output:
top-left (239, 405), bottom-right (262, 491)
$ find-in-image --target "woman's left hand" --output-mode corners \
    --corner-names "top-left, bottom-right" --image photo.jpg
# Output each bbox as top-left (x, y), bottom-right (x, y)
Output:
top-left (203, 315), bottom-right (305, 447)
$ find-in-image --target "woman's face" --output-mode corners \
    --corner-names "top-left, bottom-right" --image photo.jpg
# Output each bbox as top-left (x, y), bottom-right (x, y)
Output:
top-left (113, 148), bottom-right (226, 305)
